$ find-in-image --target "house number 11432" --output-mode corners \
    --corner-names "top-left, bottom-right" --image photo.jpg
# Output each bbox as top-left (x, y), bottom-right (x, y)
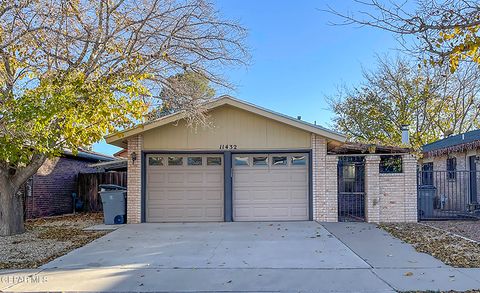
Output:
top-left (219, 144), bottom-right (237, 150)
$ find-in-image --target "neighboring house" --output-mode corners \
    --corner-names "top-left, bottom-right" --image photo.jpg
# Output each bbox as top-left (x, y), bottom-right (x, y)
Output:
top-left (105, 96), bottom-right (417, 224)
top-left (419, 130), bottom-right (480, 215)
top-left (113, 149), bottom-right (128, 158)
top-left (23, 149), bottom-right (115, 219)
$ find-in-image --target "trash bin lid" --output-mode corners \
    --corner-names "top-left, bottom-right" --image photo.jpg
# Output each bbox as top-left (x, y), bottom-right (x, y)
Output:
top-left (99, 184), bottom-right (126, 191)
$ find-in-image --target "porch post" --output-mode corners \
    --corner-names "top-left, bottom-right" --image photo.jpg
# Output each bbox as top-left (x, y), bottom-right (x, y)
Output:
top-left (365, 155), bottom-right (381, 223)
top-left (325, 155), bottom-right (339, 222)
top-left (403, 154), bottom-right (418, 222)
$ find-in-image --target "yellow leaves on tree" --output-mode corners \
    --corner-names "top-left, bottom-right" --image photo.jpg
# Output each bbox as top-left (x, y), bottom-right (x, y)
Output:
top-left (436, 25), bottom-right (480, 73)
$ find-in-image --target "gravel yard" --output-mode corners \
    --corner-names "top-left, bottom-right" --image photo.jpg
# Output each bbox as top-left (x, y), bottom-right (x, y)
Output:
top-left (0, 213), bottom-right (108, 269)
top-left (380, 222), bottom-right (480, 268)
top-left (425, 221), bottom-right (480, 242)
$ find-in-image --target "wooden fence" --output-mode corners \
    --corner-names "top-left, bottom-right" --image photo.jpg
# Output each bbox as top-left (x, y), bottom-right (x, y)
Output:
top-left (77, 172), bottom-right (127, 212)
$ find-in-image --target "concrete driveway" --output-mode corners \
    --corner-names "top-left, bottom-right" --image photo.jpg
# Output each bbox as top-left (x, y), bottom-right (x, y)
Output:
top-left (2, 221), bottom-right (480, 292)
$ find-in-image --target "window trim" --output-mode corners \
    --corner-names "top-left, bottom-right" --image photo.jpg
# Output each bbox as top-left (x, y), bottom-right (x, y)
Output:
top-left (253, 156), bottom-right (268, 166)
top-left (148, 156), bottom-right (164, 166)
top-left (447, 157), bottom-right (457, 180)
top-left (206, 156), bottom-right (222, 166)
top-left (271, 156), bottom-right (288, 166)
top-left (291, 155), bottom-right (307, 166)
top-left (234, 156), bottom-right (250, 166)
top-left (167, 156), bottom-right (184, 166)
top-left (187, 156), bottom-right (203, 166)
top-left (379, 155), bottom-right (403, 174)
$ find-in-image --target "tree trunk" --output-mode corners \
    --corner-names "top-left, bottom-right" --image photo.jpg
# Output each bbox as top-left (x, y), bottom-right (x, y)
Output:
top-left (0, 175), bottom-right (25, 236)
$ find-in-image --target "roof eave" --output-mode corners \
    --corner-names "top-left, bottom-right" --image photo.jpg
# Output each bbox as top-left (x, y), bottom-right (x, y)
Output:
top-left (105, 96), bottom-right (346, 146)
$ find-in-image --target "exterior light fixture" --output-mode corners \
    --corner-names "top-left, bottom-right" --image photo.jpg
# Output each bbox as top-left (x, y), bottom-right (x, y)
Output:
top-left (131, 152), bottom-right (137, 164)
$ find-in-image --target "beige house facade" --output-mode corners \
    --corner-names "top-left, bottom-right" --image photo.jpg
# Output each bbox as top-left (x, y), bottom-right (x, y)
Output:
top-left (106, 96), bottom-right (417, 224)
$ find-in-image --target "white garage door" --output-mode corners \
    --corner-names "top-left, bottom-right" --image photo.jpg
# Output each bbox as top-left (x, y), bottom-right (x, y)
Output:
top-left (146, 154), bottom-right (224, 222)
top-left (233, 153), bottom-right (309, 221)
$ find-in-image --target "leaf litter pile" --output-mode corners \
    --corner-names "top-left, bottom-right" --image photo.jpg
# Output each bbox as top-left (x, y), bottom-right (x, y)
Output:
top-left (0, 213), bottom-right (108, 269)
top-left (380, 223), bottom-right (480, 268)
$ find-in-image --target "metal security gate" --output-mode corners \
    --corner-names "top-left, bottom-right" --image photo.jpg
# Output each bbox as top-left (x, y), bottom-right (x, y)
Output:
top-left (338, 156), bottom-right (365, 222)
top-left (417, 169), bottom-right (480, 220)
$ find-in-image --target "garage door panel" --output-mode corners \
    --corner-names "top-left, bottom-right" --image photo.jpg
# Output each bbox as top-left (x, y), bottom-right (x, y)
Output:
top-left (233, 172), bottom-right (251, 184)
top-left (291, 207), bottom-right (309, 217)
top-left (186, 173), bottom-right (203, 183)
top-left (204, 190), bottom-right (223, 201)
top-left (233, 153), bottom-right (309, 221)
top-left (270, 172), bottom-right (291, 182)
top-left (205, 207), bottom-right (223, 217)
top-left (146, 154), bottom-right (224, 222)
top-left (205, 172), bottom-right (223, 184)
top-left (292, 172), bottom-right (308, 183)
top-left (233, 190), bottom-right (250, 202)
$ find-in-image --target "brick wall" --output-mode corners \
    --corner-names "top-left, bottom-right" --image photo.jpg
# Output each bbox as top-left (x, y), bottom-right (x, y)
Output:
top-left (311, 134), bottom-right (338, 222)
top-left (365, 156), bottom-right (381, 223)
top-left (25, 157), bottom-right (97, 218)
top-left (365, 154), bottom-right (418, 223)
top-left (127, 134), bottom-right (143, 223)
top-left (423, 150), bottom-right (479, 209)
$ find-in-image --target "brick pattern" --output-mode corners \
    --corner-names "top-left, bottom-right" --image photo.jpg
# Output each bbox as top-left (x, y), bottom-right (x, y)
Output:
top-left (311, 134), bottom-right (338, 222)
top-left (325, 155), bottom-right (338, 222)
top-left (371, 154), bottom-right (418, 223)
top-left (127, 135), bottom-right (143, 223)
top-left (365, 156), bottom-right (381, 223)
top-left (25, 157), bottom-right (97, 219)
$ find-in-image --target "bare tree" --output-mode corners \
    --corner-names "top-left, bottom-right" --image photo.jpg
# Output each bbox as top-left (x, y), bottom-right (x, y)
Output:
top-left (329, 56), bottom-right (480, 150)
top-left (0, 0), bottom-right (248, 235)
top-left (326, 0), bottom-right (480, 70)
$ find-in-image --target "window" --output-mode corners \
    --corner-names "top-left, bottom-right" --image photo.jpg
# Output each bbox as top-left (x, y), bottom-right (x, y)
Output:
top-left (149, 156), bottom-right (163, 166)
top-left (168, 156), bottom-right (183, 166)
top-left (207, 157), bottom-right (222, 166)
top-left (187, 157), bottom-right (202, 166)
top-left (235, 156), bottom-right (249, 166)
top-left (421, 162), bottom-right (434, 185)
top-left (253, 156), bottom-right (268, 166)
top-left (379, 155), bottom-right (403, 173)
top-left (291, 156), bottom-right (306, 165)
top-left (272, 156), bottom-right (287, 166)
top-left (447, 157), bottom-right (456, 180)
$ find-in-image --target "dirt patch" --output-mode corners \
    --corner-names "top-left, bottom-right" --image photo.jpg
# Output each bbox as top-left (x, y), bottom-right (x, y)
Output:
top-left (380, 223), bottom-right (480, 268)
top-left (0, 213), bottom-right (108, 269)
top-left (425, 221), bottom-right (480, 242)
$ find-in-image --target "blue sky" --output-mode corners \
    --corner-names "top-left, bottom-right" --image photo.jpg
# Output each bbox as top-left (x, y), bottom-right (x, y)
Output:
top-left (93, 0), bottom-right (399, 155)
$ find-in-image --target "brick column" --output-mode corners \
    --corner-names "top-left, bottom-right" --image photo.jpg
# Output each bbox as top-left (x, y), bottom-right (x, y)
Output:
top-left (311, 134), bottom-right (326, 221)
top-left (325, 155), bottom-right (339, 222)
top-left (403, 154), bottom-right (418, 222)
top-left (365, 155), bottom-right (380, 223)
top-left (127, 135), bottom-right (143, 223)
top-left (311, 134), bottom-right (337, 222)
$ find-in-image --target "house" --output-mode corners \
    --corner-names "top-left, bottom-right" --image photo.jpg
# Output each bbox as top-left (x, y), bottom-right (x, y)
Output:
top-left (23, 149), bottom-right (115, 218)
top-left (421, 129), bottom-right (480, 172)
top-left (105, 96), bottom-right (417, 224)
top-left (419, 129), bottom-right (480, 217)
top-left (113, 149), bottom-right (128, 158)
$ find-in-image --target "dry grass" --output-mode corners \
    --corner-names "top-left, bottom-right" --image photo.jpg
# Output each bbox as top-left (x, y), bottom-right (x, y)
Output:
top-left (0, 213), bottom-right (108, 269)
top-left (380, 223), bottom-right (480, 268)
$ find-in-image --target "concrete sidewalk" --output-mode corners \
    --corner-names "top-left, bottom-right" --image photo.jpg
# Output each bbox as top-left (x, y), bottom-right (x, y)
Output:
top-left (323, 222), bottom-right (480, 292)
top-left (1, 222), bottom-right (480, 292)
